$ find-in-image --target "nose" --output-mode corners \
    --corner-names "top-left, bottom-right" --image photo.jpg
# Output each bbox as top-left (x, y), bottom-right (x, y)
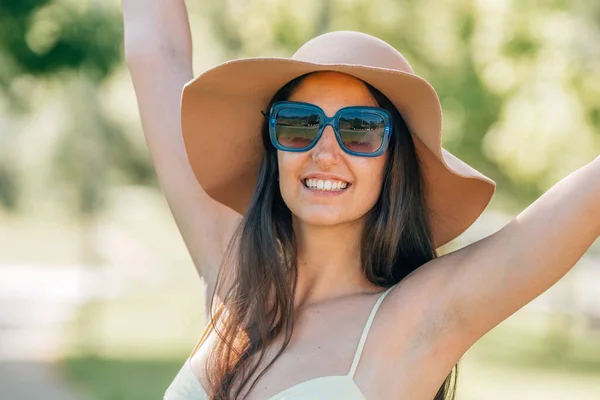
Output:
top-left (312, 125), bottom-right (341, 169)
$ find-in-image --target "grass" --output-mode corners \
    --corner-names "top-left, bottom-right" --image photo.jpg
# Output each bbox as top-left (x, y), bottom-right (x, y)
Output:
top-left (456, 313), bottom-right (600, 400)
top-left (472, 324), bottom-right (600, 376)
top-left (60, 356), bottom-right (185, 400)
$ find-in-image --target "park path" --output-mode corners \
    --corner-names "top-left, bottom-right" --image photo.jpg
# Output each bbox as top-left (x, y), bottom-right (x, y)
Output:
top-left (0, 264), bottom-right (92, 400)
top-left (0, 360), bottom-right (89, 400)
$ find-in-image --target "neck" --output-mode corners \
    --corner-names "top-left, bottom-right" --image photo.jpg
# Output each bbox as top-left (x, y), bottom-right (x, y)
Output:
top-left (291, 216), bottom-right (379, 307)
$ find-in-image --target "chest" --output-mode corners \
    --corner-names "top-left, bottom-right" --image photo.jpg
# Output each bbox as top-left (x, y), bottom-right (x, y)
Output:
top-left (194, 302), bottom-right (368, 392)
top-left (190, 298), bottom-right (451, 400)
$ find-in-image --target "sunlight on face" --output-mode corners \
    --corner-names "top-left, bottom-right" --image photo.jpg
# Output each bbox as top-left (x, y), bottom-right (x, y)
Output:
top-left (277, 71), bottom-right (389, 227)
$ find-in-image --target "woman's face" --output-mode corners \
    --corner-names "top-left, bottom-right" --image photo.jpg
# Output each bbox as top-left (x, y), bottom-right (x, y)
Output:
top-left (277, 71), bottom-right (389, 227)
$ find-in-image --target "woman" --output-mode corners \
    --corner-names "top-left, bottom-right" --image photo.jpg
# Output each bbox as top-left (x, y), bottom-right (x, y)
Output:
top-left (122, 1), bottom-right (600, 399)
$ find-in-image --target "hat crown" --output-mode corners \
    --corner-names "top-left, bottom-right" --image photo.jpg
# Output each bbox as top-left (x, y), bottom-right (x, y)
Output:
top-left (292, 31), bottom-right (414, 74)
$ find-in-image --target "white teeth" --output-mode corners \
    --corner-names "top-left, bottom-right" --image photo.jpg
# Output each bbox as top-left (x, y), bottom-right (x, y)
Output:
top-left (303, 178), bottom-right (349, 191)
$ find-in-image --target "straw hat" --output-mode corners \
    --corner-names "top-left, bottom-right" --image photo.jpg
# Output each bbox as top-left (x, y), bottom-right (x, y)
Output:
top-left (180, 31), bottom-right (495, 247)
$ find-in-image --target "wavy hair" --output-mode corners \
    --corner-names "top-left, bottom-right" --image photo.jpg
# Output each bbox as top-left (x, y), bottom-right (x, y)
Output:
top-left (203, 72), bottom-right (458, 400)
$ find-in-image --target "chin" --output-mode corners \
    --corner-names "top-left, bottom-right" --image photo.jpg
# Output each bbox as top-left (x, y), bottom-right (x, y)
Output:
top-left (291, 205), bottom-right (358, 227)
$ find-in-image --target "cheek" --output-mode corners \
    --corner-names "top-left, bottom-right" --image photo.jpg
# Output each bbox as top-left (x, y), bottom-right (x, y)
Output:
top-left (355, 157), bottom-right (387, 200)
top-left (277, 151), bottom-right (303, 195)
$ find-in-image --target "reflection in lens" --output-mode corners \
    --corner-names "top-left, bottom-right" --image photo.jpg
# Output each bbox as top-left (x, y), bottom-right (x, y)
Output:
top-left (339, 112), bottom-right (385, 153)
top-left (276, 108), bottom-right (320, 149)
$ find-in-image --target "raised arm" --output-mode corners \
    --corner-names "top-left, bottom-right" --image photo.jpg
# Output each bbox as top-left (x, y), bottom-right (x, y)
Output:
top-left (121, 0), bottom-right (242, 298)
top-left (420, 156), bottom-right (600, 352)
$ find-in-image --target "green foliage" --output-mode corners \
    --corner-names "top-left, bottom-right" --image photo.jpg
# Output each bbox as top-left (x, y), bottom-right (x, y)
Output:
top-left (0, 161), bottom-right (19, 210)
top-left (502, 32), bottom-right (540, 59)
top-left (0, 0), bottom-right (123, 85)
top-left (49, 77), bottom-right (156, 216)
top-left (0, 1), bottom-right (155, 215)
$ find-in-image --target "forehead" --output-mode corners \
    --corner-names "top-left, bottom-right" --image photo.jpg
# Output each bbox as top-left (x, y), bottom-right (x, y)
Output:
top-left (288, 71), bottom-right (379, 115)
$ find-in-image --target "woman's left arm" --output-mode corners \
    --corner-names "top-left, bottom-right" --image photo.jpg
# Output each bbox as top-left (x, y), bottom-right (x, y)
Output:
top-left (434, 155), bottom-right (600, 344)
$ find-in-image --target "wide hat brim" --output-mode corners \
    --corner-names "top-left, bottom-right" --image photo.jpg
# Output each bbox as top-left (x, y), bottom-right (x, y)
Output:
top-left (181, 34), bottom-right (495, 248)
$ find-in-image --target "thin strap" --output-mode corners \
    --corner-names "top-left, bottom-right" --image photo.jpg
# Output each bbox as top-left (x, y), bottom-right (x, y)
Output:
top-left (347, 284), bottom-right (397, 377)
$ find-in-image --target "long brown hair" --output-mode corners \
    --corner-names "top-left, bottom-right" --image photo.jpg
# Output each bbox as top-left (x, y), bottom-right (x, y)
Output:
top-left (204, 72), bottom-right (458, 399)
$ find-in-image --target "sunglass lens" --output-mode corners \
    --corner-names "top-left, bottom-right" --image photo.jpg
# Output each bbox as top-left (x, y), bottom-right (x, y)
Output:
top-left (339, 112), bottom-right (386, 154)
top-left (275, 108), bottom-right (320, 149)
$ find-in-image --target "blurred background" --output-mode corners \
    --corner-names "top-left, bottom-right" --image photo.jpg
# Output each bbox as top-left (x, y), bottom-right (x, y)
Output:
top-left (1, 0), bottom-right (599, 399)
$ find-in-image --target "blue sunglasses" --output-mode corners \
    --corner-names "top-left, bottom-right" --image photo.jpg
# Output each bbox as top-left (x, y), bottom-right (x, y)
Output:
top-left (268, 101), bottom-right (392, 157)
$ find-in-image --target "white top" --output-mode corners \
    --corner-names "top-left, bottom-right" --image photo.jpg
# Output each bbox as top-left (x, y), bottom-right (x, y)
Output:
top-left (164, 283), bottom-right (397, 399)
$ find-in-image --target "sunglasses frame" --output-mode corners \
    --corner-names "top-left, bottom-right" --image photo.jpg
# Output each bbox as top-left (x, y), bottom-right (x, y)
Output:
top-left (268, 101), bottom-right (392, 157)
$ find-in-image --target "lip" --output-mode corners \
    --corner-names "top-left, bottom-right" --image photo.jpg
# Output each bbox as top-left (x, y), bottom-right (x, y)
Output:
top-left (300, 173), bottom-right (352, 184)
top-left (299, 175), bottom-right (352, 197)
top-left (301, 181), bottom-right (350, 196)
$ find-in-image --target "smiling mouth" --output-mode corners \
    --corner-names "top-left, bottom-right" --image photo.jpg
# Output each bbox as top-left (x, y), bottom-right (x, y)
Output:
top-left (302, 178), bottom-right (351, 192)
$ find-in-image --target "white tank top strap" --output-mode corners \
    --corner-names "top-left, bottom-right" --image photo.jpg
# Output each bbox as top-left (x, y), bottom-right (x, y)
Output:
top-left (347, 283), bottom-right (397, 378)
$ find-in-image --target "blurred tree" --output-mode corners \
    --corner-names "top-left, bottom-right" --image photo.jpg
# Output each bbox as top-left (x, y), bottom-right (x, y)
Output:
top-left (0, 0), bottom-right (122, 107)
top-left (0, 0), bottom-right (155, 355)
top-left (0, 0), bottom-right (155, 211)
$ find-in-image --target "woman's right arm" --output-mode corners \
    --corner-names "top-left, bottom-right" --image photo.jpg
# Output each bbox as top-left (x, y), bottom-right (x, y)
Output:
top-left (121, 0), bottom-right (242, 293)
